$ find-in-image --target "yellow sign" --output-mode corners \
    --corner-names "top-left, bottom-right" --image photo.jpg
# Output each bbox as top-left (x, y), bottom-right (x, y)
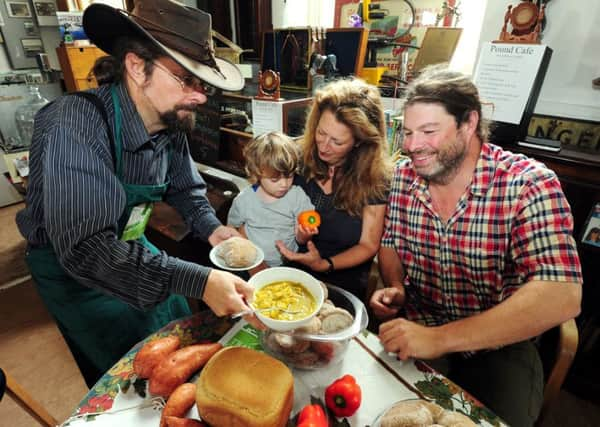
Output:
top-left (527, 115), bottom-right (600, 152)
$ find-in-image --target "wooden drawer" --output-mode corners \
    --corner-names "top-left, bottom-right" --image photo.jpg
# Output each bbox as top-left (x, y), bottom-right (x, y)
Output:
top-left (75, 77), bottom-right (99, 91)
top-left (57, 44), bottom-right (107, 92)
top-left (66, 46), bottom-right (102, 79)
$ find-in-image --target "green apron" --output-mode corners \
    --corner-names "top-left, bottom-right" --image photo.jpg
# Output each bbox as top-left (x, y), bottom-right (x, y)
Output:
top-left (25, 86), bottom-right (191, 384)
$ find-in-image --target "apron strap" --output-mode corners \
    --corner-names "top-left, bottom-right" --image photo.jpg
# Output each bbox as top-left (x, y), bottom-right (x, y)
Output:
top-left (110, 85), bottom-right (124, 178)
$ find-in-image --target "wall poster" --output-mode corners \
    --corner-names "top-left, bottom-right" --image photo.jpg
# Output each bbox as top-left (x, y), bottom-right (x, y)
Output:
top-left (582, 203), bottom-right (600, 247)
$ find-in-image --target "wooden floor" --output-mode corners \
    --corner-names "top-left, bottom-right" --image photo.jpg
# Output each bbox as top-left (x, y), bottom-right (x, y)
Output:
top-left (1, 202), bottom-right (598, 427)
top-left (0, 202), bottom-right (87, 426)
top-left (0, 280), bottom-right (89, 426)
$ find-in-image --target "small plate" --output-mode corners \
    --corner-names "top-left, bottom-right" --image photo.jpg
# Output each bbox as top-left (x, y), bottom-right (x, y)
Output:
top-left (209, 241), bottom-right (264, 271)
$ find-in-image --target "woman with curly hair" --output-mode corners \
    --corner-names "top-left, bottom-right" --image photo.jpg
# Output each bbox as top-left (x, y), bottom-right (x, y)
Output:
top-left (277, 78), bottom-right (393, 299)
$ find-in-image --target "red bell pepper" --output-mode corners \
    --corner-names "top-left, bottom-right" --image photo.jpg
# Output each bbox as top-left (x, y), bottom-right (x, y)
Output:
top-left (297, 404), bottom-right (328, 427)
top-left (324, 374), bottom-right (362, 417)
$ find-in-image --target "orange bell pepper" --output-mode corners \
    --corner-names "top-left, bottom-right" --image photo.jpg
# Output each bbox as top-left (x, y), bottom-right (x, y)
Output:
top-left (298, 210), bottom-right (321, 228)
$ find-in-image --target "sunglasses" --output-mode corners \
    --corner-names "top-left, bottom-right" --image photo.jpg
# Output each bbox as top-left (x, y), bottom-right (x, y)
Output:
top-left (153, 61), bottom-right (218, 96)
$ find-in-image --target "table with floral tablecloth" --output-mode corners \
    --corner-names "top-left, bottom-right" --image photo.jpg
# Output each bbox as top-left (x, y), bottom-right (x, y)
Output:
top-left (61, 311), bottom-right (507, 426)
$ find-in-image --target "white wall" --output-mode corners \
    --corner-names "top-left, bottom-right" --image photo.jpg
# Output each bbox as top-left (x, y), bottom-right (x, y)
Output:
top-left (0, 47), bottom-right (11, 73)
top-left (477, 0), bottom-right (600, 121)
top-left (272, 0), bottom-right (335, 28)
top-left (448, 0), bottom-right (487, 75)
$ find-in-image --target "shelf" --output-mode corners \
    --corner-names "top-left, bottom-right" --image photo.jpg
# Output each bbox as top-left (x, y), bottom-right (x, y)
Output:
top-left (504, 142), bottom-right (600, 184)
top-left (220, 126), bottom-right (252, 138)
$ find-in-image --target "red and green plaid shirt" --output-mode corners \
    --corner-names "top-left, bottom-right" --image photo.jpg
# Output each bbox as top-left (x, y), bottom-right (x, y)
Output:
top-left (382, 143), bottom-right (582, 327)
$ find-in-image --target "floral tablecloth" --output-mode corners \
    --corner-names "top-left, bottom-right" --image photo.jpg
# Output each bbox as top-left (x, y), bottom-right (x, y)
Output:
top-left (61, 312), bottom-right (507, 426)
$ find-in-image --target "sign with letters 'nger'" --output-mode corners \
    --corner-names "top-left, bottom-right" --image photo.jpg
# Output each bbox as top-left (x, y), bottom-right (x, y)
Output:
top-left (474, 43), bottom-right (550, 125)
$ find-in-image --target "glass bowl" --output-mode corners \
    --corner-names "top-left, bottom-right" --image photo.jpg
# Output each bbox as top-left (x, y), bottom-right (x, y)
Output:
top-left (260, 284), bottom-right (368, 369)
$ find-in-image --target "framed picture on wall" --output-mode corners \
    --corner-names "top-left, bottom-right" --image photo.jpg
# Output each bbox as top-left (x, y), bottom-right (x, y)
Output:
top-left (581, 203), bottom-right (600, 247)
top-left (6, 1), bottom-right (32, 18)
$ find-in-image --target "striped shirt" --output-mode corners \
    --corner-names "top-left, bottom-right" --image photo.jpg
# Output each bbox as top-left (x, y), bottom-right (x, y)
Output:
top-left (382, 143), bottom-right (582, 327)
top-left (16, 83), bottom-right (221, 309)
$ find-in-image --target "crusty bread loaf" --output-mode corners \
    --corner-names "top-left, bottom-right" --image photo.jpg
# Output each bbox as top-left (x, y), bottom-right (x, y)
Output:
top-left (196, 347), bottom-right (294, 427)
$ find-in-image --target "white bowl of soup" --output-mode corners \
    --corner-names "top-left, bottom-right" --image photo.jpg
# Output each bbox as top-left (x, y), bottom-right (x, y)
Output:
top-left (249, 267), bottom-right (324, 332)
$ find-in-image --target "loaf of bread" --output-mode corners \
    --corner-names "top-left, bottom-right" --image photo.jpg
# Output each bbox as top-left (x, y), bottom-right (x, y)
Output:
top-left (196, 347), bottom-right (294, 427)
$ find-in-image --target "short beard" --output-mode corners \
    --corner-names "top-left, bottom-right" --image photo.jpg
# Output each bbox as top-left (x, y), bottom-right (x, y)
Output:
top-left (160, 105), bottom-right (197, 133)
top-left (411, 137), bottom-right (467, 185)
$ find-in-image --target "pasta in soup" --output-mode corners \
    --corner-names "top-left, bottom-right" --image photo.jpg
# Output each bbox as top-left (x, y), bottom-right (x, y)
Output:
top-left (254, 281), bottom-right (316, 321)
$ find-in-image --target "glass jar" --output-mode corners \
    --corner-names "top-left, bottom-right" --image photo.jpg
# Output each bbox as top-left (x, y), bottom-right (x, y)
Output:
top-left (15, 85), bottom-right (50, 148)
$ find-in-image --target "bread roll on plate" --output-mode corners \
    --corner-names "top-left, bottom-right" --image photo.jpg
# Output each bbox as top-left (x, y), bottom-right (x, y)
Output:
top-left (377, 399), bottom-right (476, 427)
top-left (217, 237), bottom-right (258, 268)
top-left (196, 346), bottom-right (293, 427)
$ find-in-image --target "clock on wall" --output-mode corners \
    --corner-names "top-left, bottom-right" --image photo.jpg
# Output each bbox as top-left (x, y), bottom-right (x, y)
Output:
top-left (495, 1), bottom-right (546, 44)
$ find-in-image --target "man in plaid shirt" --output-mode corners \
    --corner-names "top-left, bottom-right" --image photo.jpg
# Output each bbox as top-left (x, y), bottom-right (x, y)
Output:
top-left (370, 67), bottom-right (582, 426)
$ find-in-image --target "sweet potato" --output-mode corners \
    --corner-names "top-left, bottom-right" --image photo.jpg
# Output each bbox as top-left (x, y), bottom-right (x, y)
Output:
top-left (149, 343), bottom-right (222, 397)
top-left (164, 416), bottom-right (206, 427)
top-left (160, 383), bottom-right (197, 427)
top-left (133, 335), bottom-right (181, 379)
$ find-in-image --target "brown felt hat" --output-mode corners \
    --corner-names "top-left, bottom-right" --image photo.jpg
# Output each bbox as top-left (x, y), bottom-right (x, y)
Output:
top-left (82, 0), bottom-right (244, 91)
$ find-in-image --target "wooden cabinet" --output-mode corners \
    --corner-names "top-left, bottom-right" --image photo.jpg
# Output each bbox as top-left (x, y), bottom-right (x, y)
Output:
top-left (187, 83), bottom-right (312, 177)
top-left (214, 89), bottom-right (312, 177)
top-left (198, 0), bottom-right (272, 62)
top-left (56, 44), bottom-right (108, 93)
top-left (504, 141), bottom-right (600, 400)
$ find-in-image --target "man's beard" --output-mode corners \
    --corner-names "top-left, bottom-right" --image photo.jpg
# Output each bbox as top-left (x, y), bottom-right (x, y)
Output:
top-left (160, 105), bottom-right (197, 133)
top-left (409, 135), bottom-right (467, 185)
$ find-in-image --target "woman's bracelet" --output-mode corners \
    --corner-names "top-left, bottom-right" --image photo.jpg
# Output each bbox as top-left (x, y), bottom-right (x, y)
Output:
top-left (324, 257), bottom-right (335, 273)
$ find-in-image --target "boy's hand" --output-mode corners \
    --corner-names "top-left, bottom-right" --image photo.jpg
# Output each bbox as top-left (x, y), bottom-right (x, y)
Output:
top-left (295, 223), bottom-right (319, 245)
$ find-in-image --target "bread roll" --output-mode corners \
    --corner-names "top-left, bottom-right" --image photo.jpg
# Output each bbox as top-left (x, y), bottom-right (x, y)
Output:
top-left (273, 332), bottom-right (310, 354)
top-left (379, 399), bottom-right (436, 427)
top-left (436, 410), bottom-right (477, 426)
top-left (379, 399), bottom-right (477, 427)
top-left (218, 237), bottom-right (257, 268)
top-left (320, 308), bottom-right (354, 333)
top-left (196, 347), bottom-right (293, 427)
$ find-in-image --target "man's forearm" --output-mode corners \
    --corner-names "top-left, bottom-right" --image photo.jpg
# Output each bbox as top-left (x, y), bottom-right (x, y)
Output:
top-left (378, 246), bottom-right (406, 287)
top-left (439, 280), bottom-right (582, 354)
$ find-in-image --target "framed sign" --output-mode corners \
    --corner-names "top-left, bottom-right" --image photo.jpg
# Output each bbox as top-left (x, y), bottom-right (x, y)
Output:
top-left (474, 42), bottom-right (552, 144)
top-left (412, 27), bottom-right (462, 73)
top-left (6, 0), bottom-right (31, 18)
top-left (33, 0), bottom-right (58, 26)
top-left (581, 203), bottom-right (600, 247)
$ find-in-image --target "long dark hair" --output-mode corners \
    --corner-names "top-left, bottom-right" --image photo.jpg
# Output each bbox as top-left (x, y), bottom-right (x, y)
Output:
top-left (92, 36), bottom-right (163, 85)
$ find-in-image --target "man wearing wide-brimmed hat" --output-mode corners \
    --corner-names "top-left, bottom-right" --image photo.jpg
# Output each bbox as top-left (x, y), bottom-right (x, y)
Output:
top-left (17, 0), bottom-right (258, 386)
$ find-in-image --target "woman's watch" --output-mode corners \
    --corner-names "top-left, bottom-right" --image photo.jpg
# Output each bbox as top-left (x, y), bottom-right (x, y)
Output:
top-left (324, 257), bottom-right (335, 274)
